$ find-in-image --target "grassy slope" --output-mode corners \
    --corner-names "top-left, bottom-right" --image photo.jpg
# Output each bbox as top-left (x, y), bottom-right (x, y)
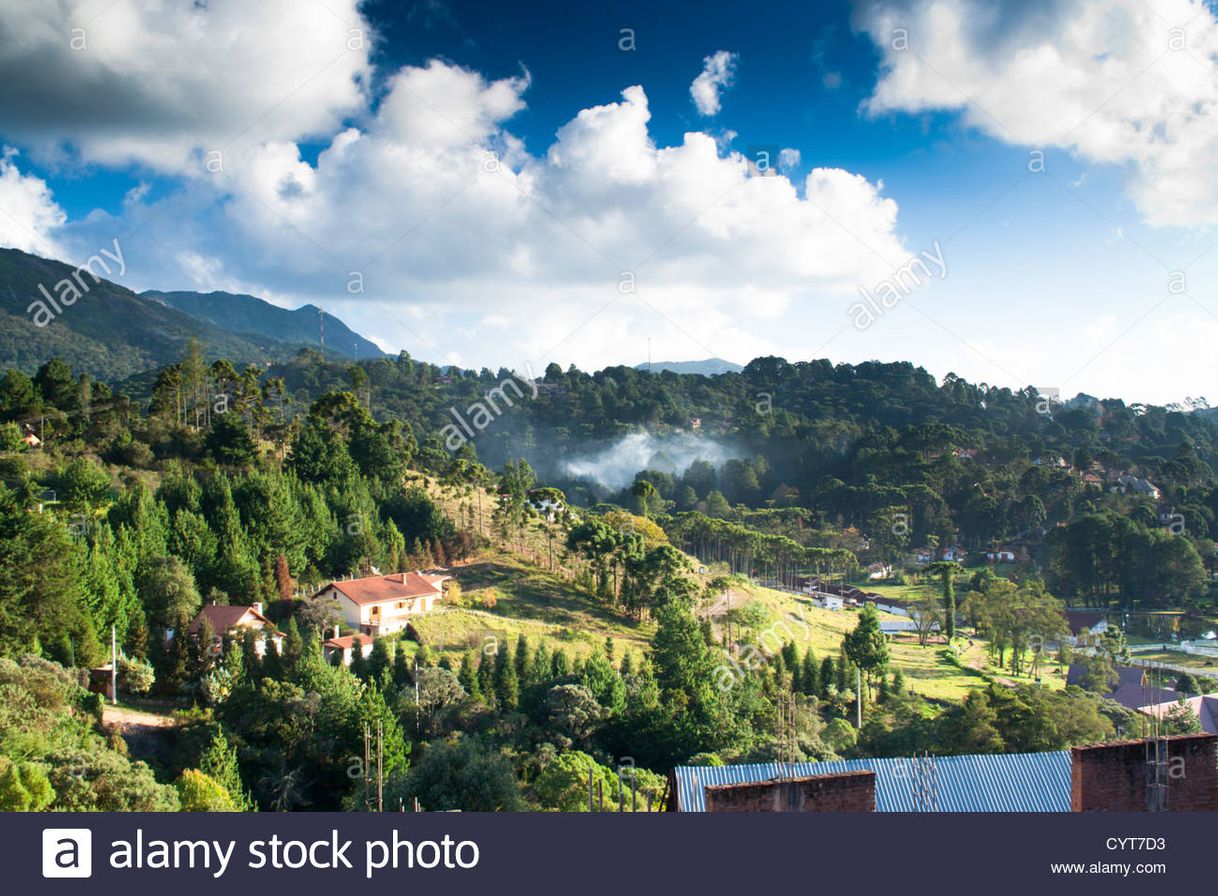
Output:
top-left (409, 551), bottom-right (654, 665)
top-left (414, 479), bottom-right (1064, 701)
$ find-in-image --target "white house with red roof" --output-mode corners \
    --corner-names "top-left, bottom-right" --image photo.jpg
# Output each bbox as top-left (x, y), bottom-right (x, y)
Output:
top-left (316, 571), bottom-right (450, 636)
top-left (322, 631), bottom-right (375, 666)
top-left (187, 603), bottom-right (284, 656)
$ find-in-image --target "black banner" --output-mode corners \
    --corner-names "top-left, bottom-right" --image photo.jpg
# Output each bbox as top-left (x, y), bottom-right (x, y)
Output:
top-left (13, 812), bottom-right (1209, 892)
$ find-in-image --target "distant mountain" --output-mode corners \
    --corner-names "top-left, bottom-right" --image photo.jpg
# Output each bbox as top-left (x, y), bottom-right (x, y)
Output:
top-left (0, 248), bottom-right (309, 382)
top-left (144, 290), bottom-right (386, 361)
top-left (634, 358), bottom-right (744, 376)
top-left (0, 248), bottom-right (385, 382)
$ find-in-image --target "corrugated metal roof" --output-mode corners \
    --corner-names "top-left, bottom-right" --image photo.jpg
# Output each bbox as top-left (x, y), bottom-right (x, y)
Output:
top-left (673, 751), bottom-right (1072, 812)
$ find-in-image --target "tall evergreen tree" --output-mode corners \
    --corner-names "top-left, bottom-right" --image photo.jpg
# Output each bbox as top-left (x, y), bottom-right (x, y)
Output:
top-left (494, 642), bottom-right (520, 710)
top-left (458, 650), bottom-right (481, 700)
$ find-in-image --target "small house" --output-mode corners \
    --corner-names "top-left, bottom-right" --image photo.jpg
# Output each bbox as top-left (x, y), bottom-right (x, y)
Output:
top-left (322, 631), bottom-right (375, 666)
top-left (187, 603), bottom-right (284, 657)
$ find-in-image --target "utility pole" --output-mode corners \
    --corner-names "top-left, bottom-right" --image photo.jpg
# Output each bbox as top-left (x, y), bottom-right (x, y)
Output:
top-left (111, 625), bottom-right (117, 704)
top-left (376, 720), bottom-right (384, 813)
top-left (363, 722), bottom-right (371, 811)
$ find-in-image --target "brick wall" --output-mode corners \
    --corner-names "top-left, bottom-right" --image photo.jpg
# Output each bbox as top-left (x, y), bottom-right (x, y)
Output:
top-left (1071, 733), bottom-right (1218, 812)
top-left (703, 771), bottom-right (876, 813)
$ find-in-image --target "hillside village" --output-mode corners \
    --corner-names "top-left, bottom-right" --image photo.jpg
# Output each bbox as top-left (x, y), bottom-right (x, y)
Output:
top-left (2, 344), bottom-right (1218, 813)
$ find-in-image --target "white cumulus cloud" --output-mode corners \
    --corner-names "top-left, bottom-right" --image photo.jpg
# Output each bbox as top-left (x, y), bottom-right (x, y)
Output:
top-left (0, 149), bottom-right (65, 256)
top-left (690, 50), bottom-right (739, 116)
top-left (0, 0), bottom-right (373, 174)
top-left (855, 0), bottom-right (1218, 227)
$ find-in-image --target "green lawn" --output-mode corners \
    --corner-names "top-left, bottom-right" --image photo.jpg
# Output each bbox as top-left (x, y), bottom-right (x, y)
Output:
top-left (414, 485), bottom-right (1057, 704)
top-left (1130, 651), bottom-right (1218, 673)
top-left (727, 581), bottom-right (1066, 701)
top-left (409, 553), bottom-right (654, 664)
top-left (407, 550), bottom-right (1069, 702)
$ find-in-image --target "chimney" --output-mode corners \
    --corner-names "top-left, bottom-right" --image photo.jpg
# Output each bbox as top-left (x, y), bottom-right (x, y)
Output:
top-left (333, 624), bottom-right (340, 640)
top-left (252, 602), bottom-right (263, 616)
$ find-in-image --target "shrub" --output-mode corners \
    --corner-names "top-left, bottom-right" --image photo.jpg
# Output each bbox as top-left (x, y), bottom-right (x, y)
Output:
top-left (117, 654), bottom-right (155, 695)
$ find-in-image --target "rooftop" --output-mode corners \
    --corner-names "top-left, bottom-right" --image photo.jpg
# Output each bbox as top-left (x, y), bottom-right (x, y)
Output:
top-left (671, 751), bottom-right (1072, 812)
top-left (187, 604), bottom-right (278, 637)
top-left (327, 571), bottom-right (449, 606)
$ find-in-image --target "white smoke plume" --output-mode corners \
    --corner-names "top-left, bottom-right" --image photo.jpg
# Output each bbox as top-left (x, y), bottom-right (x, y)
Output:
top-left (561, 431), bottom-right (739, 490)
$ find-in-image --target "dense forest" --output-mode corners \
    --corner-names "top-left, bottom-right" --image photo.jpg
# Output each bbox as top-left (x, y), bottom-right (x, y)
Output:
top-left (0, 344), bottom-right (1214, 812)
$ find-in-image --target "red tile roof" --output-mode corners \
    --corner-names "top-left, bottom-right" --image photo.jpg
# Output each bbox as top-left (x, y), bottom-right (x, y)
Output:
top-left (188, 605), bottom-right (277, 636)
top-left (327, 571), bottom-right (448, 606)
top-left (323, 633), bottom-right (374, 650)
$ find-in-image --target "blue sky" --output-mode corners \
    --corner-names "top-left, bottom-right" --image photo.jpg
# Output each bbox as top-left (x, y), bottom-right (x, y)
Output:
top-left (2, 0), bottom-right (1218, 405)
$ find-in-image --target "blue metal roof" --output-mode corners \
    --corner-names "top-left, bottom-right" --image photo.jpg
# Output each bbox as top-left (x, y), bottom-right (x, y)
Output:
top-left (672, 751), bottom-right (1072, 812)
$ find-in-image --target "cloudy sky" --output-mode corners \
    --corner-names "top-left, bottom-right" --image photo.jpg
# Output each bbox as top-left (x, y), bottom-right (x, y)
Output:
top-left (1, 0), bottom-right (1217, 404)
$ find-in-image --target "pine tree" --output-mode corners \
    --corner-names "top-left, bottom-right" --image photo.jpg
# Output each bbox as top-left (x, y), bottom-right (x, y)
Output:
top-left (477, 652), bottom-right (496, 706)
top-left (801, 648), bottom-right (819, 696)
top-left (552, 649), bottom-right (571, 679)
top-left (431, 538), bottom-right (448, 567)
top-left (819, 655), bottom-right (835, 697)
top-left (891, 669), bottom-right (906, 695)
top-left (514, 634), bottom-right (531, 684)
top-left (126, 604), bottom-right (149, 660)
top-left (531, 643), bottom-right (551, 687)
top-left (274, 553), bottom-right (293, 604)
top-left (158, 613), bottom-right (192, 693)
top-left (224, 633), bottom-right (246, 684)
top-left (780, 641), bottom-right (799, 673)
top-left (188, 616), bottom-right (217, 683)
top-left (282, 617), bottom-right (303, 675)
top-left (199, 731), bottom-right (252, 811)
top-left (367, 638), bottom-right (392, 681)
top-left (260, 637), bottom-right (283, 680)
top-left (494, 641), bottom-right (520, 710)
top-left (348, 638), bottom-right (367, 679)
top-left (458, 650), bottom-right (481, 700)
top-left (242, 629), bottom-right (261, 680)
top-left (392, 644), bottom-right (411, 687)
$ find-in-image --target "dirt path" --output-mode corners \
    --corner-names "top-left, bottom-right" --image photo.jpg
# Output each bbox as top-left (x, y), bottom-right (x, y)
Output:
top-left (102, 703), bottom-right (179, 729)
top-left (102, 703), bottom-right (182, 767)
top-left (702, 588), bottom-right (745, 619)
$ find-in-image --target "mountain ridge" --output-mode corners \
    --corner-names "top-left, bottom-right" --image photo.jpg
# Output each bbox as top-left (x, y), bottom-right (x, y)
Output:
top-left (0, 248), bottom-right (383, 381)
top-left (143, 289), bottom-right (386, 361)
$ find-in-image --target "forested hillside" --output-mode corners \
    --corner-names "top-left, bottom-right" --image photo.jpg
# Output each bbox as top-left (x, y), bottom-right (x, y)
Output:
top-left (145, 290), bottom-right (386, 361)
top-left (0, 249), bottom-right (382, 381)
top-left (0, 343), bottom-right (1213, 812)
